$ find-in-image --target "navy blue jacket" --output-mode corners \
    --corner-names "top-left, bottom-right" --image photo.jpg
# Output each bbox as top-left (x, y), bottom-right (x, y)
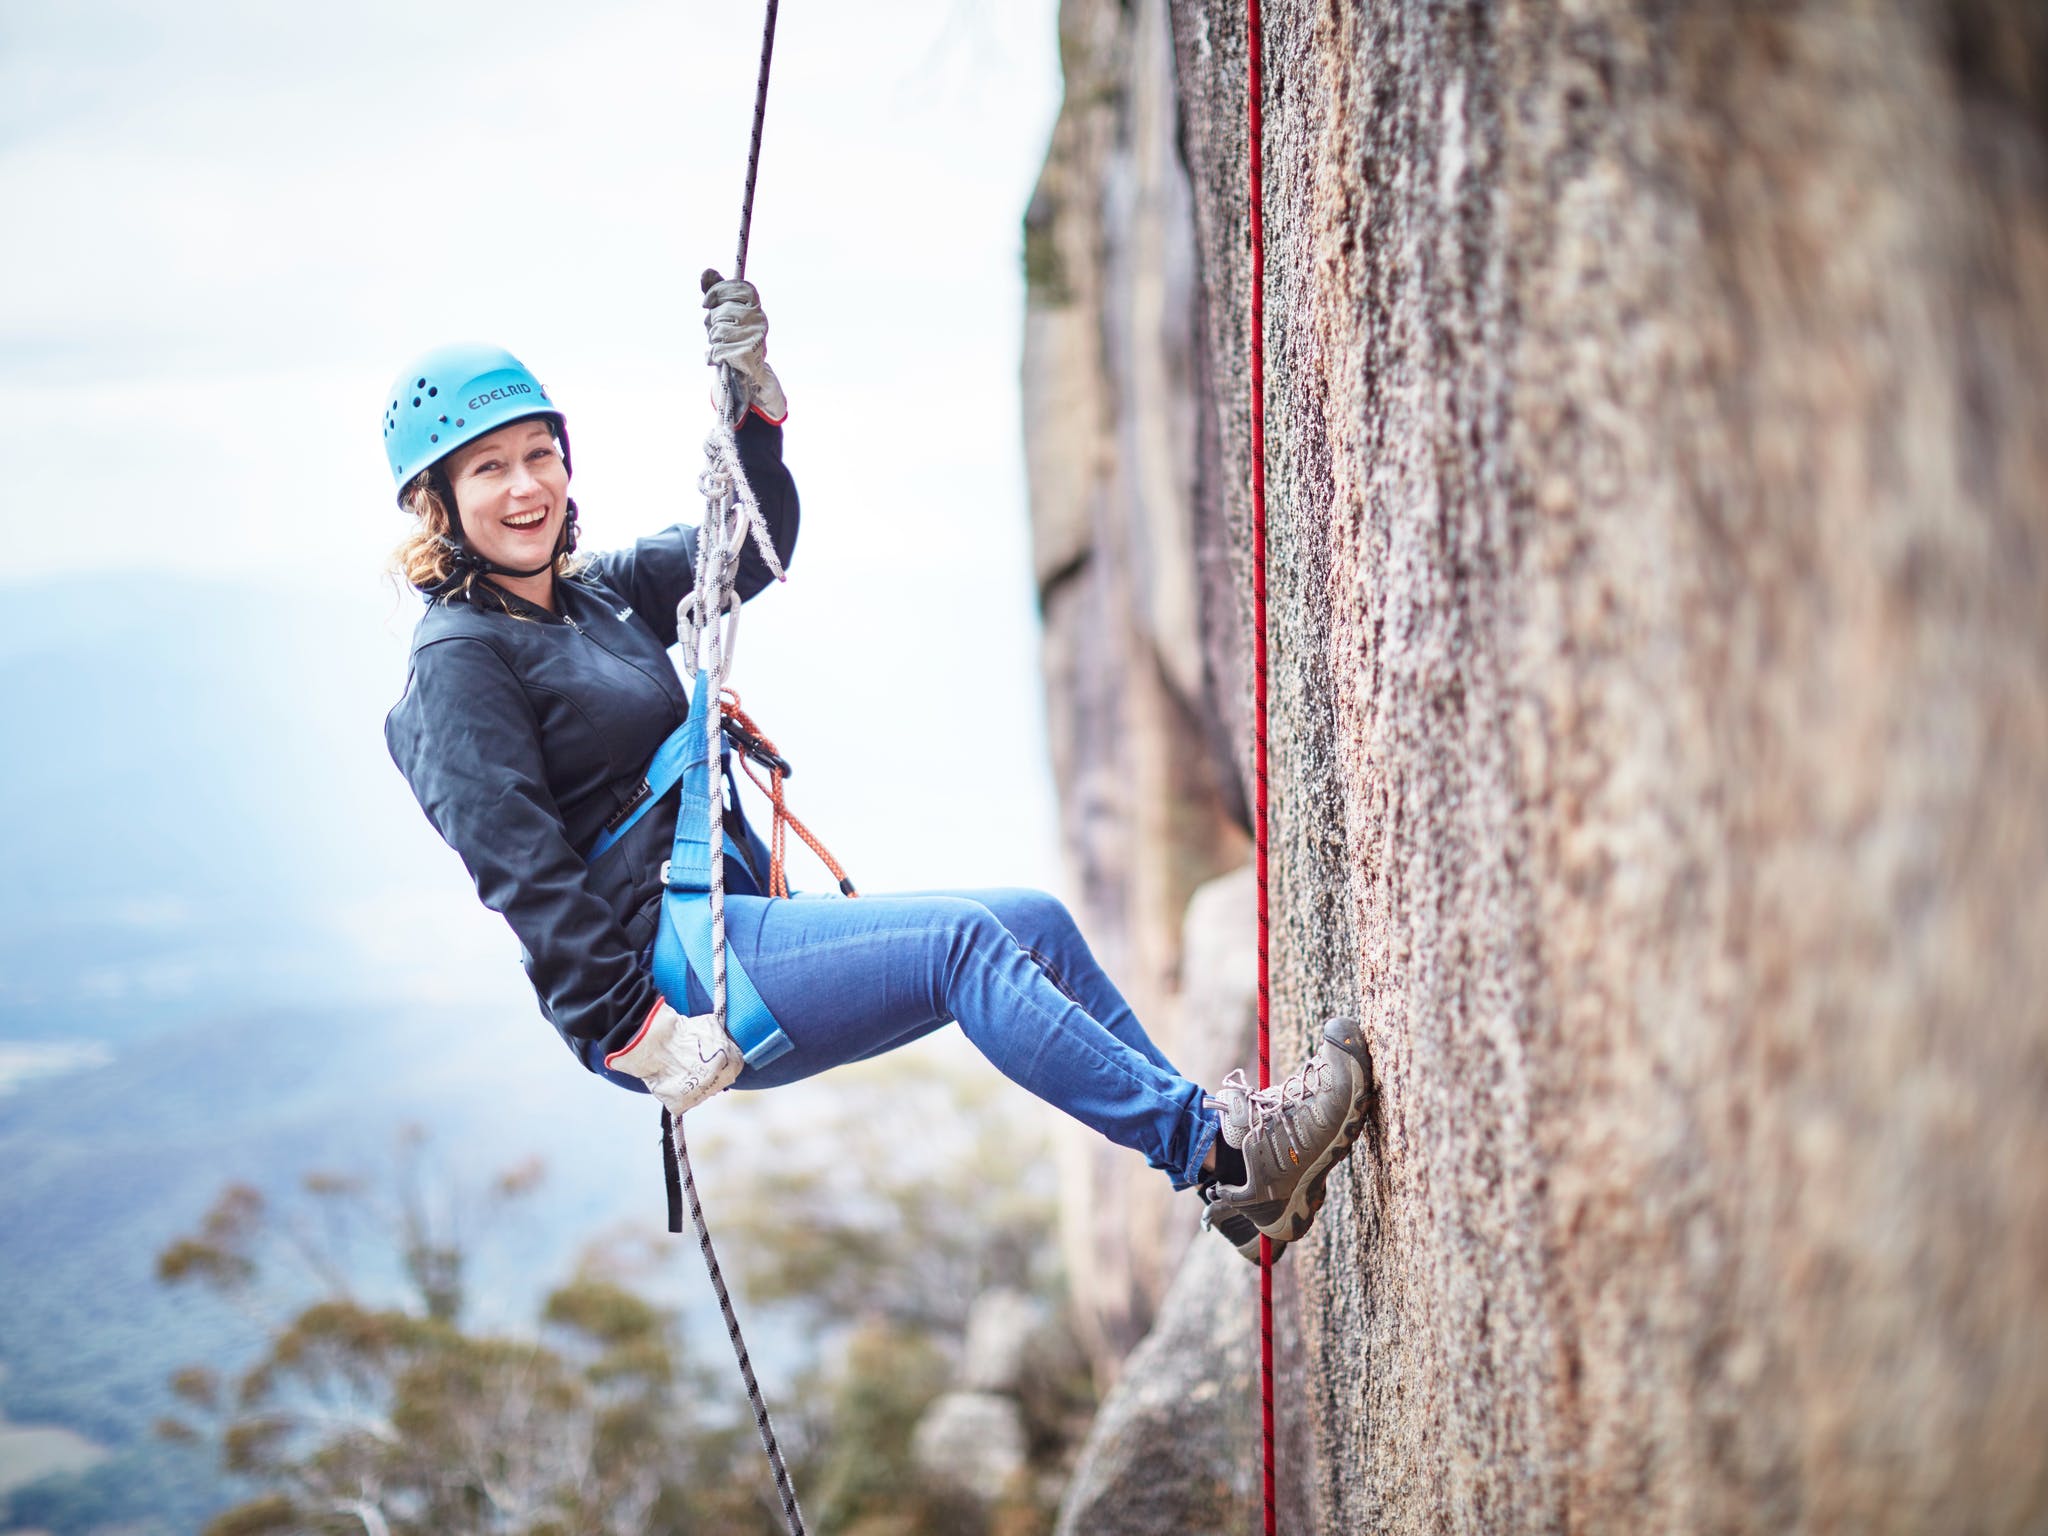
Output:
top-left (385, 415), bottom-right (799, 1082)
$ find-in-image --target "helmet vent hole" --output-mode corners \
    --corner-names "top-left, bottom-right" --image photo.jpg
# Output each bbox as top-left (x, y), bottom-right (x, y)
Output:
top-left (427, 386), bottom-right (438, 397)
top-left (430, 434), bottom-right (439, 443)
top-left (413, 396), bottom-right (421, 407)
top-left (456, 418), bottom-right (466, 428)
top-left (416, 378), bottom-right (426, 388)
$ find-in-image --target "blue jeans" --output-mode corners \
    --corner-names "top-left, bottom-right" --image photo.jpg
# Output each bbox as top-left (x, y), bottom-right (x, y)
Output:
top-left (665, 886), bottom-right (1220, 1191)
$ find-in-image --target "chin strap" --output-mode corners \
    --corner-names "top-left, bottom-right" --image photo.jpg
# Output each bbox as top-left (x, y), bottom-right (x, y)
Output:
top-left (425, 499), bottom-right (581, 596)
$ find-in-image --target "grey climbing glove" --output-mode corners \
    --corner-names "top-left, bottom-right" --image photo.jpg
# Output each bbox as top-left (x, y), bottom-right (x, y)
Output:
top-left (703, 276), bottom-right (788, 424)
top-left (605, 1001), bottom-right (744, 1118)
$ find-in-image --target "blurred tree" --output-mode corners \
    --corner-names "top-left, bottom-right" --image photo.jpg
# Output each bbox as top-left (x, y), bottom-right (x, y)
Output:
top-left (706, 1059), bottom-right (1064, 1338)
top-left (804, 1320), bottom-right (951, 1534)
top-left (154, 1067), bottom-right (1088, 1536)
top-left (154, 1139), bottom-right (779, 1536)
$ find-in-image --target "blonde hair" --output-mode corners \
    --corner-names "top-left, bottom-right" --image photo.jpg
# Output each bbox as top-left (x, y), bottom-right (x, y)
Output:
top-left (388, 471), bottom-right (580, 604)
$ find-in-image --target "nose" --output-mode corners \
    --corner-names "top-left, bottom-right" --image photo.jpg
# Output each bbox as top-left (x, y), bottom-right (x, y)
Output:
top-left (508, 461), bottom-right (544, 498)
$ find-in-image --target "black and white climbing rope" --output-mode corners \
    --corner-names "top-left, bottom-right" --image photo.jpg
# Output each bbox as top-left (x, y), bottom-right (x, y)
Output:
top-left (663, 3), bottom-right (806, 1532)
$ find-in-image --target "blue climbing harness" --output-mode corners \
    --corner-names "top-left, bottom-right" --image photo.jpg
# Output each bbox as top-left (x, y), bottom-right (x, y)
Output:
top-left (585, 668), bottom-right (793, 1070)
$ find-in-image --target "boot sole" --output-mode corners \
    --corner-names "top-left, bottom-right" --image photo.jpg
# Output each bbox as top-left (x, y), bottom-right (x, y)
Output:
top-left (1227, 1229), bottom-right (1289, 1266)
top-left (1220, 1228), bottom-right (1286, 1261)
top-left (1256, 1061), bottom-right (1371, 1244)
top-left (1202, 1195), bottom-right (1290, 1266)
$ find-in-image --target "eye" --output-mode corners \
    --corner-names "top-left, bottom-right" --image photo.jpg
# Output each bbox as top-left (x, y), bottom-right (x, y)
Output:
top-left (470, 458), bottom-right (503, 475)
top-left (526, 446), bottom-right (558, 464)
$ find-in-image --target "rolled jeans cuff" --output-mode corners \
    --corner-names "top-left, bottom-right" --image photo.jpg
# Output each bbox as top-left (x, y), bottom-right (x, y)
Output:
top-left (1173, 1103), bottom-right (1223, 1192)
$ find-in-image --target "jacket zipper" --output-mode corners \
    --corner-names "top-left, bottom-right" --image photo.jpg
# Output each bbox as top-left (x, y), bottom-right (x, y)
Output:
top-left (560, 597), bottom-right (677, 701)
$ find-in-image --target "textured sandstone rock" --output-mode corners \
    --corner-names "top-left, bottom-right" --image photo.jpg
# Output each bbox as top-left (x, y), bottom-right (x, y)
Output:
top-left (1024, 0), bottom-right (1253, 1374)
top-left (1053, 1233), bottom-right (1262, 1536)
top-left (1033, 0), bottom-right (2048, 1529)
top-left (1175, 2), bottom-right (2048, 1529)
top-left (962, 1288), bottom-right (1051, 1397)
top-left (911, 1390), bottom-right (1029, 1506)
top-left (1174, 865), bottom-right (1260, 1097)
top-left (961, 1285), bottom-right (1091, 1446)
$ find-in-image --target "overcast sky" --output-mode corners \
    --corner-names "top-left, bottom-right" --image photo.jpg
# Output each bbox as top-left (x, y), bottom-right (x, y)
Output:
top-left (0, 0), bottom-right (1069, 912)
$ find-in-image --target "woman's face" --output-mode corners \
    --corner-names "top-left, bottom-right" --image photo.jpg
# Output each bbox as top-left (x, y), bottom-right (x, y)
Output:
top-left (442, 418), bottom-right (570, 571)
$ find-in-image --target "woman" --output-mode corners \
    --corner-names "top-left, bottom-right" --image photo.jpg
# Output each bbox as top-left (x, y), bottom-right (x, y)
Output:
top-left (380, 280), bottom-right (1369, 1261)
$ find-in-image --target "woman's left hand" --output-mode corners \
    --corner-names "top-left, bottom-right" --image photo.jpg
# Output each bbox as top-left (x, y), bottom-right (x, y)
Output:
top-left (703, 276), bottom-right (789, 424)
top-left (608, 1001), bottom-right (744, 1117)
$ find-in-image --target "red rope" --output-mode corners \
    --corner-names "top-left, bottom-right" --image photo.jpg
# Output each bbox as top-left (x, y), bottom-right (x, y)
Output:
top-left (1247, 3), bottom-right (1276, 1534)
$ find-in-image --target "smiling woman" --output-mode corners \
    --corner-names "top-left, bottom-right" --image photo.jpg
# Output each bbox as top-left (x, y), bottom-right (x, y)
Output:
top-left (385, 344), bottom-right (582, 607)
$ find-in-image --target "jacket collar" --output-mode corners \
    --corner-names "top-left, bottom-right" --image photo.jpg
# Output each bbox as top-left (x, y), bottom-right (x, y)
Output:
top-left (430, 573), bottom-right (572, 624)
top-left (479, 576), bottom-right (566, 623)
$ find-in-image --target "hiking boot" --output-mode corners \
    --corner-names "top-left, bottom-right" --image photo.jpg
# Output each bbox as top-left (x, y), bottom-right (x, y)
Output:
top-left (1201, 1017), bottom-right (1371, 1244)
top-left (1200, 1180), bottom-right (1288, 1266)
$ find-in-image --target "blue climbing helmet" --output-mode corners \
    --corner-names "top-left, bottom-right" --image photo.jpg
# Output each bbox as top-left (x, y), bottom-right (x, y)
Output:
top-left (380, 342), bottom-right (572, 505)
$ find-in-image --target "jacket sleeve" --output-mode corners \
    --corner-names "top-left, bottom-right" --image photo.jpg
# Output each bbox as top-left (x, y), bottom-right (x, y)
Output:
top-left (386, 635), bottom-right (659, 1056)
top-left (578, 413), bottom-right (800, 647)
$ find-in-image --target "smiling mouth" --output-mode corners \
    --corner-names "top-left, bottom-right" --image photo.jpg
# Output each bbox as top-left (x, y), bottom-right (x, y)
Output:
top-left (505, 508), bottom-right (549, 530)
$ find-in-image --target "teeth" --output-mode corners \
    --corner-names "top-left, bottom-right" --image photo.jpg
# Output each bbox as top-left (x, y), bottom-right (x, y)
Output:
top-left (506, 510), bottom-right (547, 528)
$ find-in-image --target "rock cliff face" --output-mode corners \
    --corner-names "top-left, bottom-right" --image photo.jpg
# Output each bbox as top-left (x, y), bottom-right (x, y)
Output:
top-left (1028, 0), bottom-right (2048, 1529)
top-left (1023, 0), bottom-right (1252, 1371)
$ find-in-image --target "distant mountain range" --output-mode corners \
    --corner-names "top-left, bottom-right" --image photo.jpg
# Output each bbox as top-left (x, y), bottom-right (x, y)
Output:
top-left (0, 575), bottom-right (462, 1043)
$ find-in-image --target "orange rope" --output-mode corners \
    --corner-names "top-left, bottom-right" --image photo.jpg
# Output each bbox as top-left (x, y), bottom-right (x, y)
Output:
top-left (719, 691), bottom-right (859, 899)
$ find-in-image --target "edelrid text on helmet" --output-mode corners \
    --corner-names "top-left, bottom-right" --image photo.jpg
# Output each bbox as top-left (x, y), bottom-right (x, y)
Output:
top-left (380, 343), bottom-right (571, 503)
top-left (469, 382), bottom-right (535, 411)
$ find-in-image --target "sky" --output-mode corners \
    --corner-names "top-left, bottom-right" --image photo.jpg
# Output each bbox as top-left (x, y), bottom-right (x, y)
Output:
top-left (0, 0), bottom-right (1070, 930)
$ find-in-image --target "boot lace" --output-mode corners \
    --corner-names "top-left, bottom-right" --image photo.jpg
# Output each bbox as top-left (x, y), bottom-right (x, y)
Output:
top-left (1206, 1057), bottom-right (1336, 1147)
